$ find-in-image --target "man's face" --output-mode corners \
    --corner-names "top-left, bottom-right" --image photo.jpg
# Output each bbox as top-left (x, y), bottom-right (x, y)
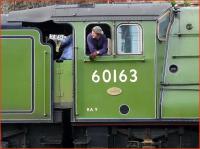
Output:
top-left (91, 31), bottom-right (100, 39)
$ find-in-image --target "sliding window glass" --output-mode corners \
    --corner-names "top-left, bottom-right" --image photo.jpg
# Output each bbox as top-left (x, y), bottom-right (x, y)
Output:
top-left (117, 24), bottom-right (142, 55)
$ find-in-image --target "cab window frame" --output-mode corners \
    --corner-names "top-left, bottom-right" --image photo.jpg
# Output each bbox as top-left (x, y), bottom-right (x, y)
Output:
top-left (116, 23), bottom-right (143, 55)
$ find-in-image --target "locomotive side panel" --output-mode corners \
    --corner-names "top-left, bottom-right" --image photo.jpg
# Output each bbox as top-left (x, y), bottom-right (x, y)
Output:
top-left (54, 61), bottom-right (73, 109)
top-left (1, 29), bottom-right (52, 122)
top-left (161, 7), bottom-right (199, 119)
top-left (74, 21), bottom-right (157, 120)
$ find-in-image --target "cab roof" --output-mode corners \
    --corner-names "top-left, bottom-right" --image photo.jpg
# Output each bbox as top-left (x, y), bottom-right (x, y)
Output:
top-left (5, 3), bottom-right (172, 23)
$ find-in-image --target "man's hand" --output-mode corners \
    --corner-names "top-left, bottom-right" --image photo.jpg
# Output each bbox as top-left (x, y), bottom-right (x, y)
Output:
top-left (89, 51), bottom-right (98, 60)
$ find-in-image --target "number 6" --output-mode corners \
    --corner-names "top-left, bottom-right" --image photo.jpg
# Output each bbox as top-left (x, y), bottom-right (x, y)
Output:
top-left (92, 70), bottom-right (100, 83)
top-left (119, 70), bottom-right (127, 82)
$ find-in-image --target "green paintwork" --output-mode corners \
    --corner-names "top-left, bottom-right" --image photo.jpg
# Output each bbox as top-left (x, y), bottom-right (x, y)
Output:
top-left (179, 7), bottom-right (198, 35)
top-left (2, 29), bottom-right (52, 121)
top-left (74, 21), bottom-right (157, 119)
top-left (3, 38), bottom-right (32, 111)
top-left (161, 7), bottom-right (199, 118)
top-left (156, 39), bottom-right (167, 118)
top-left (1, 6), bottom-right (198, 122)
top-left (54, 61), bottom-right (73, 109)
top-left (155, 9), bottom-right (171, 119)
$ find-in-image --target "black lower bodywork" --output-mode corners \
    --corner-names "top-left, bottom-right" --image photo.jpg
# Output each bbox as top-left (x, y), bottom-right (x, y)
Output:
top-left (2, 109), bottom-right (198, 148)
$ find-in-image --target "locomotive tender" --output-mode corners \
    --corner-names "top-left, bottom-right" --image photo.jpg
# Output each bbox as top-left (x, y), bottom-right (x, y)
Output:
top-left (1, 2), bottom-right (199, 148)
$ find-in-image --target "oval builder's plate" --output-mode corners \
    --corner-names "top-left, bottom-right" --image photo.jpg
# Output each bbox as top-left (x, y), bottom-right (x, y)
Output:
top-left (107, 87), bottom-right (122, 96)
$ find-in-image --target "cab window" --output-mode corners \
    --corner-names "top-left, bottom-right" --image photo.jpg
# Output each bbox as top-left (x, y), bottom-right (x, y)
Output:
top-left (117, 24), bottom-right (142, 55)
top-left (85, 23), bottom-right (112, 55)
top-left (157, 10), bottom-right (170, 41)
top-left (23, 21), bottom-right (73, 61)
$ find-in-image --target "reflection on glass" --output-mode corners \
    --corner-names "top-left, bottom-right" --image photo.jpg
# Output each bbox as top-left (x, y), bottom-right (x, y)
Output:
top-left (117, 24), bottom-right (142, 54)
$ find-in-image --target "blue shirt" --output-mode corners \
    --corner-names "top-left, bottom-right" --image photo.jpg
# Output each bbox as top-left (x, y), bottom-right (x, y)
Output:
top-left (59, 35), bottom-right (73, 60)
top-left (87, 33), bottom-right (108, 55)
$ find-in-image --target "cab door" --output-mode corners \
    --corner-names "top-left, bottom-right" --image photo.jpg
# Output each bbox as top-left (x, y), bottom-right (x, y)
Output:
top-left (74, 21), bottom-right (156, 121)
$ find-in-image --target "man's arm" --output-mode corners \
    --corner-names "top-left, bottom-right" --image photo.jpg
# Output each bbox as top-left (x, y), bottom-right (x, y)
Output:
top-left (60, 35), bottom-right (72, 49)
top-left (87, 34), bottom-right (96, 53)
top-left (98, 36), bottom-right (108, 55)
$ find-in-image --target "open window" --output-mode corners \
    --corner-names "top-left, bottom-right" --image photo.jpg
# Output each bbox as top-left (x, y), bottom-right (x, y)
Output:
top-left (85, 23), bottom-right (112, 55)
top-left (117, 24), bottom-right (143, 55)
top-left (23, 21), bottom-right (73, 61)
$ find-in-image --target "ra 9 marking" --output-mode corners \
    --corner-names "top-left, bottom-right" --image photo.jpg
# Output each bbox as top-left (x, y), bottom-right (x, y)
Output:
top-left (91, 69), bottom-right (138, 83)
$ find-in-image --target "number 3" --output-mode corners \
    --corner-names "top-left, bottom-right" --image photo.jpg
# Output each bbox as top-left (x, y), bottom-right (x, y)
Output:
top-left (130, 69), bottom-right (137, 82)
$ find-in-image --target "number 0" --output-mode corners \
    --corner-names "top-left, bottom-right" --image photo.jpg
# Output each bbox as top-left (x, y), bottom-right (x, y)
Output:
top-left (102, 69), bottom-right (111, 83)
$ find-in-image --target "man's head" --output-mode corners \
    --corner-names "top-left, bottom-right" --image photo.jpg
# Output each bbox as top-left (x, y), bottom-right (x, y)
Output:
top-left (91, 26), bottom-right (103, 39)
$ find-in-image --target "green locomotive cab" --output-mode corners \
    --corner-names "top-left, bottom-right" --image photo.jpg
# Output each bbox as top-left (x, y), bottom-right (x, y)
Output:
top-left (1, 3), bottom-right (198, 122)
top-left (1, 3), bottom-right (199, 148)
top-left (75, 21), bottom-right (157, 120)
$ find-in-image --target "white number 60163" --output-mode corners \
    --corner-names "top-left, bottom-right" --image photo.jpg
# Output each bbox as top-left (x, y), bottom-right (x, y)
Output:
top-left (91, 69), bottom-right (138, 83)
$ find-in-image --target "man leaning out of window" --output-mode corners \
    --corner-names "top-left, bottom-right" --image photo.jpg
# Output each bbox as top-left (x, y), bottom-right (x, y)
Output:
top-left (87, 26), bottom-right (108, 60)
